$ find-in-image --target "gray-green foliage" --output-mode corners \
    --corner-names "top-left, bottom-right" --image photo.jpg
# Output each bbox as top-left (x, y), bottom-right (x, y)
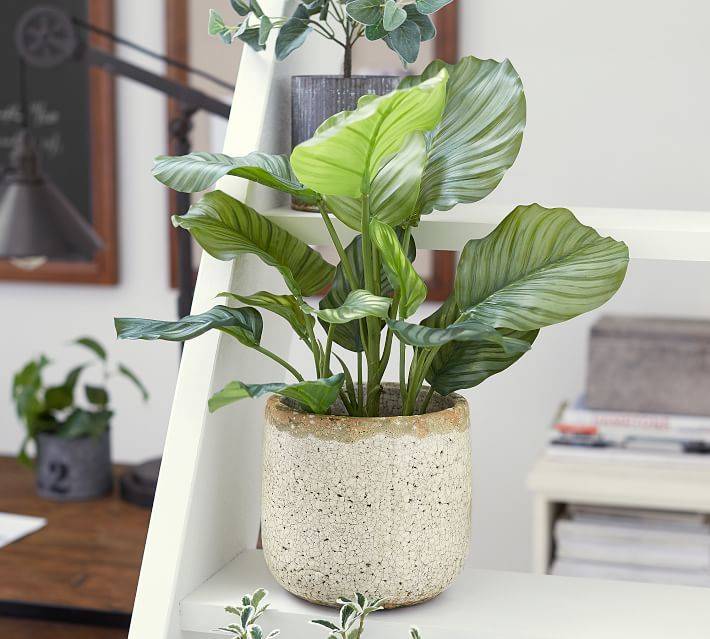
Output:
top-left (11, 337), bottom-right (148, 466)
top-left (118, 55), bottom-right (628, 418)
top-left (221, 590), bottom-right (421, 639)
top-left (208, 1), bottom-right (451, 76)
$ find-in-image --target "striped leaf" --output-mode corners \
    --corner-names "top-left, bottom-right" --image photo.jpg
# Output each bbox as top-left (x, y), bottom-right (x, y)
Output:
top-left (305, 289), bottom-right (391, 324)
top-left (152, 151), bottom-right (318, 203)
top-left (426, 329), bottom-right (539, 395)
top-left (208, 374), bottom-right (345, 414)
top-left (325, 132), bottom-right (427, 231)
top-left (115, 305), bottom-right (263, 347)
top-left (219, 291), bottom-right (313, 340)
top-left (291, 69), bottom-right (448, 198)
top-left (456, 204), bottom-right (629, 331)
top-left (173, 190), bottom-right (335, 296)
top-left (399, 56), bottom-right (526, 216)
top-left (387, 318), bottom-right (531, 353)
top-left (370, 219), bottom-right (426, 318)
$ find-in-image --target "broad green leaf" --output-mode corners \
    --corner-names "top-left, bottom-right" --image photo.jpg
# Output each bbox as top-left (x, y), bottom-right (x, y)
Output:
top-left (208, 9), bottom-right (229, 39)
top-left (251, 588), bottom-right (267, 608)
top-left (229, 0), bottom-right (251, 16)
top-left (384, 19), bottom-right (421, 64)
top-left (311, 620), bottom-right (340, 632)
top-left (305, 289), bottom-right (391, 324)
top-left (43, 364), bottom-right (85, 411)
top-left (85, 385), bottom-right (109, 406)
top-left (345, 0), bottom-right (382, 25)
top-left (208, 374), bottom-right (345, 414)
top-left (219, 291), bottom-right (313, 340)
top-left (173, 190), bottom-right (335, 296)
top-left (115, 305), bottom-right (263, 348)
top-left (249, 0), bottom-right (264, 17)
top-left (415, 0), bottom-right (453, 13)
top-left (275, 5), bottom-right (312, 60)
top-left (118, 363), bottom-right (149, 401)
top-left (152, 152), bottom-right (318, 203)
top-left (426, 329), bottom-right (539, 395)
top-left (57, 408), bottom-right (112, 439)
top-left (258, 15), bottom-right (272, 45)
top-left (456, 204), bottom-right (629, 331)
top-left (365, 21), bottom-right (387, 40)
top-left (404, 5), bottom-right (435, 40)
top-left (383, 0), bottom-right (406, 30)
top-left (291, 69), bottom-right (448, 198)
top-left (237, 25), bottom-right (265, 51)
top-left (387, 318), bottom-right (531, 353)
top-left (399, 56), bottom-right (526, 216)
top-left (75, 336), bottom-right (106, 361)
top-left (325, 132), bottom-right (427, 231)
top-left (370, 219), bottom-right (426, 318)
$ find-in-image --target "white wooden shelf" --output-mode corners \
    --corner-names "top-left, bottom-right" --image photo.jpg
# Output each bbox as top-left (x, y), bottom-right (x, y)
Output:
top-left (180, 549), bottom-right (710, 639)
top-left (264, 205), bottom-right (710, 261)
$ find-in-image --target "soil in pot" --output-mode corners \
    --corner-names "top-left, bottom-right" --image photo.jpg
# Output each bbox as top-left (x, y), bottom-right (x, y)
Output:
top-left (262, 384), bottom-right (472, 608)
top-left (291, 75), bottom-right (401, 210)
top-left (36, 430), bottom-right (113, 501)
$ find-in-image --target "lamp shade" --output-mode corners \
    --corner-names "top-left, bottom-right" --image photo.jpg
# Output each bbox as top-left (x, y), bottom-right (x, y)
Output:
top-left (0, 131), bottom-right (102, 261)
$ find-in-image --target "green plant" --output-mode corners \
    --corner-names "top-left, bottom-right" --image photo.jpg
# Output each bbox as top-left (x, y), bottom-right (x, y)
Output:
top-left (219, 589), bottom-right (419, 639)
top-left (11, 337), bottom-right (148, 466)
top-left (208, 0), bottom-right (453, 77)
top-left (116, 55), bottom-right (629, 418)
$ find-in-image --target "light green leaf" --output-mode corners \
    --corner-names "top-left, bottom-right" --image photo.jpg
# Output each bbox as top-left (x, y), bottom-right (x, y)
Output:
top-left (118, 363), bottom-right (149, 401)
top-left (173, 190), bottom-right (335, 296)
top-left (219, 291), bottom-right (313, 340)
top-left (387, 318), bottom-right (531, 352)
top-left (152, 152), bottom-right (318, 203)
top-left (258, 15), bottom-right (272, 45)
top-left (399, 56), bottom-right (525, 216)
top-left (384, 19), bottom-right (421, 64)
top-left (415, 0), bottom-right (453, 14)
top-left (383, 0), bottom-right (407, 31)
top-left (306, 290), bottom-right (391, 324)
top-left (370, 219), bottom-right (426, 318)
top-left (208, 9), bottom-right (228, 36)
top-left (291, 70), bottom-right (448, 198)
top-left (115, 305), bottom-right (263, 347)
top-left (75, 336), bottom-right (107, 361)
top-left (345, 0), bottom-right (382, 25)
top-left (456, 204), bottom-right (629, 331)
top-left (325, 132), bottom-right (428, 231)
top-left (208, 374), bottom-right (345, 414)
top-left (275, 5), bottom-right (312, 60)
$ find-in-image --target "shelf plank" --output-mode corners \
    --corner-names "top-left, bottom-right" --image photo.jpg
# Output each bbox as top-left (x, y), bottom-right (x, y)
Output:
top-left (180, 550), bottom-right (710, 638)
top-left (263, 205), bottom-right (710, 261)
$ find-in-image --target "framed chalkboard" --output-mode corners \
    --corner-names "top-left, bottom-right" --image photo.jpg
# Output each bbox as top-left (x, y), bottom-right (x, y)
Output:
top-left (0, 0), bottom-right (117, 284)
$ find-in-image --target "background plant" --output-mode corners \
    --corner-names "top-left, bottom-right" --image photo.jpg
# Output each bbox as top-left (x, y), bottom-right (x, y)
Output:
top-left (219, 589), bottom-right (421, 639)
top-left (208, 0), bottom-right (453, 77)
top-left (11, 337), bottom-right (148, 466)
top-left (116, 55), bottom-right (629, 418)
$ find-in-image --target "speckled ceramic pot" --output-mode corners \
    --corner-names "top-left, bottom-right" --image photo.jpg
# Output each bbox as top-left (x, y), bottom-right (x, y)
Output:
top-left (262, 384), bottom-right (471, 608)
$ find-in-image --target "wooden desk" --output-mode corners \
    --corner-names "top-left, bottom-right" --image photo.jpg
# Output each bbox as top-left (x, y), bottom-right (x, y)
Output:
top-left (0, 456), bottom-right (150, 632)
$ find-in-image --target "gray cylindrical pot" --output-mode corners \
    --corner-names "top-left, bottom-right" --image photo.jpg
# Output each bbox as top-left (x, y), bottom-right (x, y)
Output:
top-left (262, 384), bottom-right (472, 608)
top-left (291, 75), bottom-right (400, 210)
top-left (36, 431), bottom-right (113, 501)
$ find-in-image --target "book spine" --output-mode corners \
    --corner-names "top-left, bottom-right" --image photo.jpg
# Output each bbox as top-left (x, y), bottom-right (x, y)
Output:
top-left (559, 408), bottom-right (710, 438)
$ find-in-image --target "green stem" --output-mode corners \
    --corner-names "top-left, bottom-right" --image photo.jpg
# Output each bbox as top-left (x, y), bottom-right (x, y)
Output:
top-left (399, 340), bottom-right (407, 404)
top-left (420, 386), bottom-right (435, 415)
top-left (303, 315), bottom-right (322, 377)
top-left (318, 202), bottom-right (358, 290)
top-left (357, 350), bottom-right (364, 413)
top-left (254, 345), bottom-right (304, 382)
top-left (323, 324), bottom-right (335, 375)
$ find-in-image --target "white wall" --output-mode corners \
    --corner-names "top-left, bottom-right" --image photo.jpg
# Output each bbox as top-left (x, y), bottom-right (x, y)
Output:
top-left (0, 0), bottom-right (178, 464)
top-left (456, 0), bottom-right (710, 571)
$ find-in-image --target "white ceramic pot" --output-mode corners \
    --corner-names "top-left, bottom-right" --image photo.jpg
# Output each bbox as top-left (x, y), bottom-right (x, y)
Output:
top-left (262, 384), bottom-right (471, 608)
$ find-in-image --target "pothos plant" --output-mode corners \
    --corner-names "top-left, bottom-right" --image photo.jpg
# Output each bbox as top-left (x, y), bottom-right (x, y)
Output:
top-left (115, 55), bottom-right (629, 418)
top-left (208, 0), bottom-right (453, 76)
top-left (219, 588), bottom-right (419, 639)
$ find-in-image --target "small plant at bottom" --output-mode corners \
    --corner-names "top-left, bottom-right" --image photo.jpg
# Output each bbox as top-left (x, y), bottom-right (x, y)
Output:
top-left (219, 590), bottom-right (421, 639)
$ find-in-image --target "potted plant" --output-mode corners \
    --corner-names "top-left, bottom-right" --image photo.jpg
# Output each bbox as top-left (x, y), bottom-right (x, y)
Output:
top-left (208, 0), bottom-right (454, 197)
top-left (120, 56), bottom-right (629, 606)
top-left (11, 337), bottom-right (148, 501)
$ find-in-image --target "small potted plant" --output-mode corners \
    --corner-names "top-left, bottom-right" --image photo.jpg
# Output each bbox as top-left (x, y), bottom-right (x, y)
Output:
top-left (11, 337), bottom-right (148, 501)
top-left (122, 55), bottom-right (628, 606)
top-left (208, 0), bottom-right (453, 178)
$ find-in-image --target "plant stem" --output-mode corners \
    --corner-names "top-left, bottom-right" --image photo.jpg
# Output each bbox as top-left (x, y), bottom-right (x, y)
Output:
top-left (303, 316), bottom-right (322, 377)
top-left (318, 202), bottom-right (358, 290)
top-left (399, 340), bottom-right (407, 404)
top-left (323, 324), bottom-right (335, 374)
top-left (420, 386), bottom-right (435, 415)
top-left (357, 350), bottom-right (364, 412)
top-left (343, 39), bottom-right (352, 78)
top-left (254, 345), bottom-right (304, 382)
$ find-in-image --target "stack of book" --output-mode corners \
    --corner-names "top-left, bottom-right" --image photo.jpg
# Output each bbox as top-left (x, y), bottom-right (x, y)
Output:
top-left (546, 396), bottom-right (710, 467)
top-left (550, 505), bottom-right (710, 587)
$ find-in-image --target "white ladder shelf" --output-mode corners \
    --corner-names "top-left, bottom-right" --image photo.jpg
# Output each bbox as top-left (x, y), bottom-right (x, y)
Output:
top-left (128, 3), bottom-right (710, 637)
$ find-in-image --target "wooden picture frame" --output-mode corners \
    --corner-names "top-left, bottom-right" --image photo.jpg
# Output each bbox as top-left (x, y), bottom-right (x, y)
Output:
top-left (164, 0), bottom-right (459, 299)
top-left (0, 0), bottom-right (118, 285)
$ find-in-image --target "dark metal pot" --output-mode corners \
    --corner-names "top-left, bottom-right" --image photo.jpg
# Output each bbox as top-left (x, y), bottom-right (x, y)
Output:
top-left (291, 75), bottom-right (400, 210)
top-left (36, 431), bottom-right (113, 501)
